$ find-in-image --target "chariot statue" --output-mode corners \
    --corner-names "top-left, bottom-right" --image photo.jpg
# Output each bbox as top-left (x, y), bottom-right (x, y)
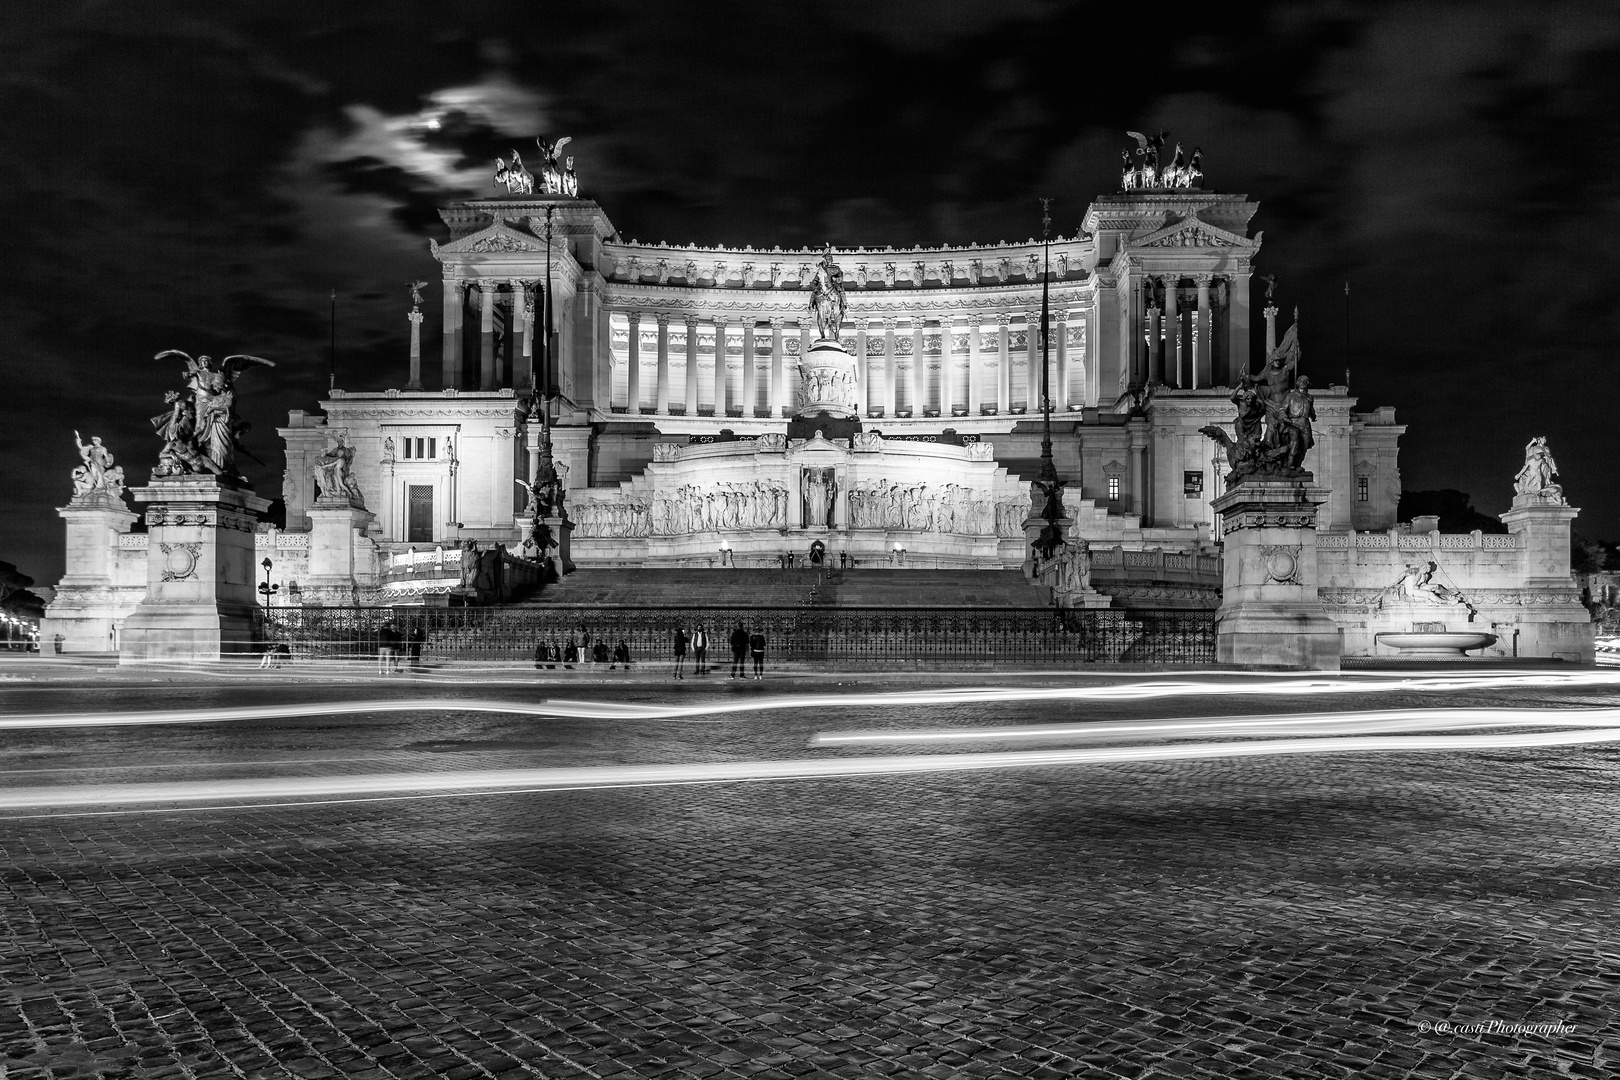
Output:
top-left (534, 136), bottom-right (574, 196)
top-left (494, 152), bottom-right (535, 195)
top-left (806, 246), bottom-right (847, 343)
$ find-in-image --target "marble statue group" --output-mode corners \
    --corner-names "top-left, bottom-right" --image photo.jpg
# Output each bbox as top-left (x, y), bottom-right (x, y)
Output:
top-left (70, 431), bottom-right (126, 502)
top-left (1121, 131), bottom-right (1204, 190)
top-left (806, 246), bottom-right (847, 343)
top-left (149, 350), bottom-right (275, 481)
top-left (494, 137), bottom-right (579, 197)
top-left (1513, 436), bottom-right (1562, 501)
top-left (314, 433), bottom-right (365, 506)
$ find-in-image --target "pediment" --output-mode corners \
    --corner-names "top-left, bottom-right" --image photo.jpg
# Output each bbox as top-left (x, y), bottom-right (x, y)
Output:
top-left (432, 216), bottom-right (543, 256)
top-left (1134, 213), bottom-right (1252, 250)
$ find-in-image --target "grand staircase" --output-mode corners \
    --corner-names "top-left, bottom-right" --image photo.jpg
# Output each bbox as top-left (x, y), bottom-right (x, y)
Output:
top-left (520, 567), bottom-right (1051, 608)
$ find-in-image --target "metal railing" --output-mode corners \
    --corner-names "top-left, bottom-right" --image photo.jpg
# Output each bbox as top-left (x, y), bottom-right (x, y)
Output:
top-left (253, 605), bottom-right (1215, 667)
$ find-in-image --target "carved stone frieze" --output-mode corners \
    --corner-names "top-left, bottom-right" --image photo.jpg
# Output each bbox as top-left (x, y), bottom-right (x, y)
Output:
top-left (1220, 509), bottom-right (1318, 535)
top-left (159, 541), bottom-right (203, 582)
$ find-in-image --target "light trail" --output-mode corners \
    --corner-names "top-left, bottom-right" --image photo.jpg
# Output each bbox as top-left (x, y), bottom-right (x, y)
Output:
top-left (813, 707), bottom-right (1620, 746)
top-left (3, 725), bottom-right (1619, 811)
top-left (5, 669), bottom-right (1620, 732)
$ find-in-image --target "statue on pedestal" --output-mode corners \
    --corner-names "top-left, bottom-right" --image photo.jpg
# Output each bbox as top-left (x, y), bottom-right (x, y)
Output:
top-left (314, 433), bottom-right (365, 506)
top-left (150, 350), bottom-right (275, 481)
top-left (806, 246), bottom-right (847, 342)
top-left (1200, 309), bottom-right (1313, 483)
top-left (70, 432), bottom-right (126, 502)
top-left (1513, 436), bottom-right (1563, 502)
top-left (534, 136), bottom-right (573, 195)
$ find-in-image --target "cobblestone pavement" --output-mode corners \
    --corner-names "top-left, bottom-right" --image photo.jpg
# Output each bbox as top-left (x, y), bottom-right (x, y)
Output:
top-left (2, 672), bottom-right (1619, 1078)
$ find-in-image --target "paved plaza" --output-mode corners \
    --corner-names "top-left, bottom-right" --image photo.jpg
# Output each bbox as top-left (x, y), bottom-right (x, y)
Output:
top-left (2, 665), bottom-right (1618, 1079)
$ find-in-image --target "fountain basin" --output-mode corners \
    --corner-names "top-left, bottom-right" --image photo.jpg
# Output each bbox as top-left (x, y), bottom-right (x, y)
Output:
top-left (1375, 631), bottom-right (1497, 659)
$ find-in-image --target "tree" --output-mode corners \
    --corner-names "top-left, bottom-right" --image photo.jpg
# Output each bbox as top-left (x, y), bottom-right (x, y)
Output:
top-left (0, 561), bottom-right (34, 609)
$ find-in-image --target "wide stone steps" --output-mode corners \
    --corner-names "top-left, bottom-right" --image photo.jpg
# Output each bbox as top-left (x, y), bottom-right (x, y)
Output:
top-left (520, 568), bottom-right (1050, 608)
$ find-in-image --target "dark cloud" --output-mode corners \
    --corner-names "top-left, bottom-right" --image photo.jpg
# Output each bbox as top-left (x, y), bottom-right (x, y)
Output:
top-left (2, 0), bottom-right (1618, 585)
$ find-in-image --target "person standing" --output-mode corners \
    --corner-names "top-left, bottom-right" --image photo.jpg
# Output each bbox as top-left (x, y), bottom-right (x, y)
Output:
top-left (692, 626), bottom-right (709, 675)
top-left (377, 624), bottom-right (402, 675)
top-left (408, 625), bottom-right (425, 671)
top-left (672, 626), bottom-right (689, 679)
top-left (749, 628), bottom-right (767, 679)
top-left (728, 623), bottom-right (749, 678)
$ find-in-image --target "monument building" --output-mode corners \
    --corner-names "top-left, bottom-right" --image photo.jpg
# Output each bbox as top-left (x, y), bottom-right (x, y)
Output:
top-left (39, 135), bottom-right (1593, 665)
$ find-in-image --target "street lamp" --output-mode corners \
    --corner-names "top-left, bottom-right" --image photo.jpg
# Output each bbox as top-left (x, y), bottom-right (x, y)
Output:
top-left (259, 557), bottom-right (279, 609)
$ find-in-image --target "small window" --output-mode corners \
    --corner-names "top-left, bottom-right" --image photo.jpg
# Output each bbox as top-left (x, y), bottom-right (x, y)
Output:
top-left (1357, 475), bottom-right (1369, 502)
top-left (401, 437), bottom-right (437, 460)
top-left (1108, 476), bottom-right (1121, 503)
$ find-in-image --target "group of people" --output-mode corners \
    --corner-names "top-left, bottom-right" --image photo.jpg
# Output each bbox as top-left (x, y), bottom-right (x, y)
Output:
top-left (535, 625), bottom-right (632, 670)
top-left (671, 623), bottom-right (767, 680)
top-left (375, 625), bottom-right (425, 674)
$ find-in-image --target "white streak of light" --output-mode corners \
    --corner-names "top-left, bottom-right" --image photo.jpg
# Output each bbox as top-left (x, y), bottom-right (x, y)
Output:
top-left (9, 669), bottom-right (1620, 731)
top-left (813, 707), bottom-right (1620, 745)
top-left (5, 726), bottom-right (1620, 810)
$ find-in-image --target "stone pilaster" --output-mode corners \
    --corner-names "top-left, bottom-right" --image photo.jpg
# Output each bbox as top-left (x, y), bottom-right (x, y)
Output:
top-left (1210, 479), bottom-right (1340, 670)
top-left (120, 479), bottom-right (271, 662)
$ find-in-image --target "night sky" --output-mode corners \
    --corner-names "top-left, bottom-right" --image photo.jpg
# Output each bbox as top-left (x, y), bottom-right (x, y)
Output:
top-left (4, 1), bottom-right (1618, 586)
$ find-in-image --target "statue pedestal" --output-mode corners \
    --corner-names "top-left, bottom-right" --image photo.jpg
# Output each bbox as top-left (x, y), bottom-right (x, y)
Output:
top-left (795, 341), bottom-right (859, 419)
top-left (1211, 479), bottom-right (1340, 671)
top-left (1501, 496), bottom-right (1579, 588)
top-left (305, 499), bottom-right (377, 604)
top-left (546, 515), bottom-right (575, 577)
top-left (120, 479), bottom-right (270, 663)
top-left (41, 497), bottom-right (139, 653)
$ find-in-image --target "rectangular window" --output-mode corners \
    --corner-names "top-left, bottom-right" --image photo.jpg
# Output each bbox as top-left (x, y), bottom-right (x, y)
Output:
top-left (402, 439), bottom-right (412, 460)
top-left (1183, 470), bottom-right (1204, 498)
top-left (1357, 476), bottom-right (1369, 502)
top-left (1108, 476), bottom-right (1120, 503)
top-left (401, 437), bottom-right (437, 460)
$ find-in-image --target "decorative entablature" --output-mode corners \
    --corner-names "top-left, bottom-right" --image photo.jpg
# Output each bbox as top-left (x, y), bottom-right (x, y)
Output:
top-left (1130, 213), bottom-right (1259, 254)
top-left (597, 285), bottom-right (1095, 321)
top-left (597, 236), bottom-right (1093, 290)
top-left (319, 391), bottom-right (522, 422)
top-left (440, 198), bottom-right (615, 242)
top-left (430, 219), bottom-right (584, 292)
top-left (1081, 191), bottom-right (1259, 239)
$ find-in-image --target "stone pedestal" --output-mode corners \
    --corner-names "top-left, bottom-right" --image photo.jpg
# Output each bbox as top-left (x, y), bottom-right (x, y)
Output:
top-left (546, 514), bottom-right (575, 576)
top-left (305, 499), bottom-right (378, 604)
top-left (1500, 495), bottom-right (1579, 587)
top-left (40, 497), bottom-right (139, 653)
top-left (120, 479), bottom-right (270, 662)
top-left (796, 341), bottom-right (859, 419)
top-left (1211, 479), bottom-right (1341, 670)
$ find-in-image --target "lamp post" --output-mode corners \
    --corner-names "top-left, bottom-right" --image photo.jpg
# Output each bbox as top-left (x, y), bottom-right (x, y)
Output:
top-left (258, 557), bottom-right (279, 609)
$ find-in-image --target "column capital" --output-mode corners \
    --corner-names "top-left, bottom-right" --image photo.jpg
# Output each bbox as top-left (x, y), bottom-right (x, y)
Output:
top-left (1160, 274), bottom-right (1180, 288)
top-left (769, 316), bottom-right (787, 330)
top-left (996, 312), bottom-right (1012, 327)
top-left (625, 310), bottom-right (642, 326)
top-left (1194, 273), bottom-right (1215, 288)
top-left (655, 312), bottom-right (671, 328)
top-left (407, 310), bottom-right (424, 326)
top-left (684, 313), bottom-right (701, 329)
top-left (475, 279), bottom-right (499, 296)
top-left (882, 316), bottom-right (900, 331)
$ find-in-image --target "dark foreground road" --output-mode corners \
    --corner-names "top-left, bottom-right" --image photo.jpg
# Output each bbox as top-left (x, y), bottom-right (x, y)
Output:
top-left (2, 669), bottom-right (1618, 1078)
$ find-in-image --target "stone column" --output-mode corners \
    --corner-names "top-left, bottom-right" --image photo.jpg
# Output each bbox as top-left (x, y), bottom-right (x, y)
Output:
top-left (968, 315), bottom-right (982, 414)
top-left (1210, 479), bottom-right (1341, 670)
top-left (684, 314), bottom-right (700, 415)
top-left (517, 285), bottom-right (535, 391)
top-left (441, 277), bottom-right (462, 389)
top-left (910, 320), bottom-right (925, 416)
top-left (1054, 310), bottom-right (1067, 410)
top-left (855, 320), bottom-right (869, 416)
top-left (742, 321), bottom-right (756, 417)
top-left (713, 318), bottom-right (730, 415)
top-left (1195, 274), bottom-right (1213, 389)
top-left (996, 313), bottom-right (1011, 413)
top-left (406, 308), bottom-right (424, 390)
top-left (1025, 309), bottom-right (1043, 411)
top-left (799, 323), bottom-right (813, 412)
top-left (770, 317), bottom-right (787, 418)
top-left (625, 311), bottom-right (642, 413)
top-left (1147, 295), bottom-right (1162, 386)
top-left (1128, 429), bottom-right (1147, 520)
top-left (1264, 304), bottom-right (1278, 357)
top-left (1228, 267), bottom-right (1252, 380)
top-left (883, 317), bottom-right (898, 417)
top-left (654, 313), bottom-right (671, 415)
top-left (478, 282), bottom-right (497, 391)
top-left (1162, 277), bottom-right (1180, 388)
top-left (120, 479), bottom-right (273, 662)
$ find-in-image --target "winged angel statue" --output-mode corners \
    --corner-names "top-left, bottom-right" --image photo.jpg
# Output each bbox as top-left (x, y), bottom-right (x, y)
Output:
top-left (150, 350), bottom-right (275, 480)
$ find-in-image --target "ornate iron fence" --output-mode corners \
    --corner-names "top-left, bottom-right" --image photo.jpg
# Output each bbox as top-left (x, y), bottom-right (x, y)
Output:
top-left (253, 605), bottom-right (1214, 667)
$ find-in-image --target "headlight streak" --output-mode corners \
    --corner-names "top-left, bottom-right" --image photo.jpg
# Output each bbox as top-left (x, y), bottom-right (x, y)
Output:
top-left (811, 707), bottom-right (1620, 746)
top-left (6, 669), bottom-right (1620, 731)
top-left (3, 725), bottom-right (1620, 813)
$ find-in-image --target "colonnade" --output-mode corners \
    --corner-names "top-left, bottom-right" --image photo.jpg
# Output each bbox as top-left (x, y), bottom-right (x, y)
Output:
top-left (439, 279), bottom-right (541, 392)
top-left (1139, 273), bottom-right (1241, 389)
top-left (608, 311), bottom-right (1091, 419)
